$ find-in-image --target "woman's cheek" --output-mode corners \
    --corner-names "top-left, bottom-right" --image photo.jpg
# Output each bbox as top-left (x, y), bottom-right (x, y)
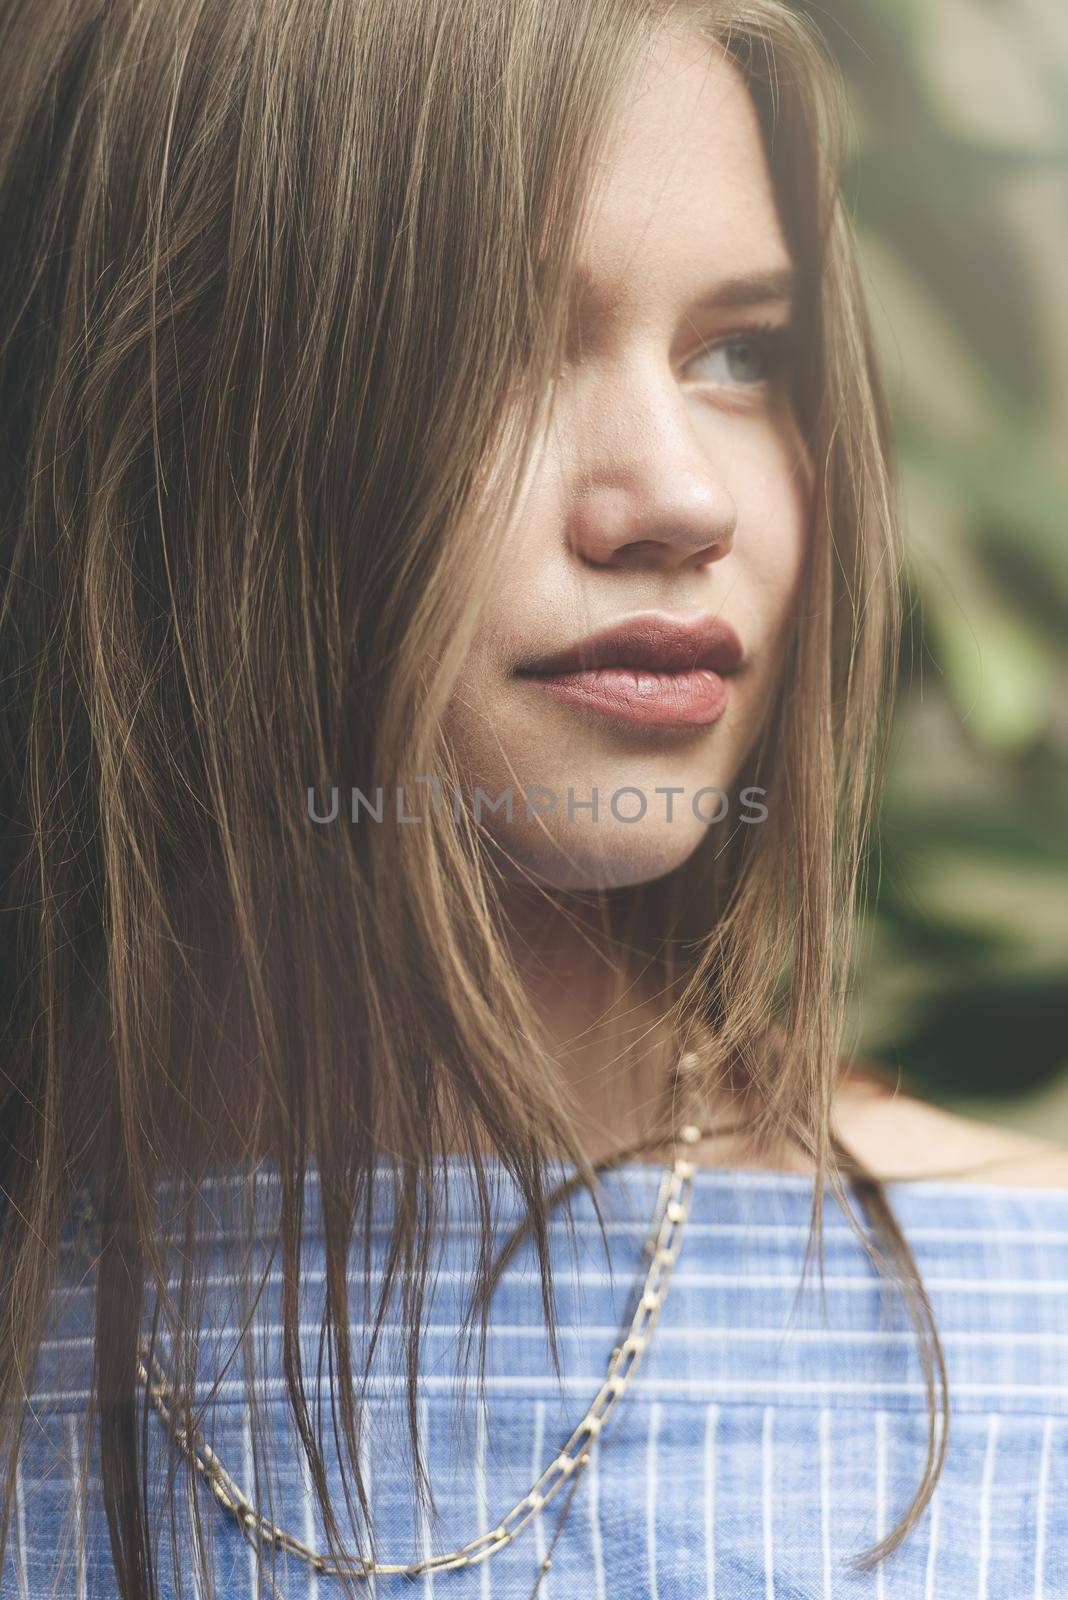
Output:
top-left (733, 425), bottom-right (810, 604)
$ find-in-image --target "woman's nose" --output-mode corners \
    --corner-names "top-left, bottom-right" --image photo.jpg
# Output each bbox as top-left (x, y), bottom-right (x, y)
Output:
top-left (562, 360), bottom-right (738, 571)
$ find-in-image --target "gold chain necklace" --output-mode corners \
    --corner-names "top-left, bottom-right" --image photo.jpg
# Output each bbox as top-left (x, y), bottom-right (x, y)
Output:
top-left (77, 1122), bottom-right (702, 1594)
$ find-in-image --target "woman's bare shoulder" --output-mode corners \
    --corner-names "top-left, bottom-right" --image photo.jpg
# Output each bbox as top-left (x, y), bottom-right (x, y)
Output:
top-left (687, 1063), bottom-right (1068, 1187)
top-left (831, 1064), bottom-right (1068, 1189)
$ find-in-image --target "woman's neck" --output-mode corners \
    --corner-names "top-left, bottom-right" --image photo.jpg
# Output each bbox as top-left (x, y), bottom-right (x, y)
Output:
top-left (499, 885), bottom-right (686, 1163)
top-left (497, 883), bottom-right (816, 1173)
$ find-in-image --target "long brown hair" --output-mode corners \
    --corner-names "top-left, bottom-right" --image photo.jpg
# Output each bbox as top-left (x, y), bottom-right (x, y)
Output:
top-left (0, 0), bottom-right (943, 1593)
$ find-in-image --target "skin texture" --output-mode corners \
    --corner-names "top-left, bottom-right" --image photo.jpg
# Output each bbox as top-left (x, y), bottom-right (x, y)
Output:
top-left (445, 30), bottom-right (811, 891)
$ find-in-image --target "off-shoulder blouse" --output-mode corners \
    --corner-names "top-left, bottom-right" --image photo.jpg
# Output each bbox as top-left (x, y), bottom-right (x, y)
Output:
top-left (10, 1163), bottom-right (1068, 1598)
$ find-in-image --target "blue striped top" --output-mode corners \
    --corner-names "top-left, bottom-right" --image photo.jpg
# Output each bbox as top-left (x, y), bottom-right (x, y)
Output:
top-left (9, 1162), bottom-right (1068, 1598)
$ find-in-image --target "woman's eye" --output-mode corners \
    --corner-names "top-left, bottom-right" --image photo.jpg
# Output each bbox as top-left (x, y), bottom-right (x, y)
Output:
top-left (684, 328), bottom-right (789, 391)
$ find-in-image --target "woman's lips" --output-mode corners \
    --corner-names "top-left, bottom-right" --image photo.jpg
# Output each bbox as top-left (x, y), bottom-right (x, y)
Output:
top-left (513, 612), bottom-right (742, 728)
top-left (527, 666), bottom-right (730, 727)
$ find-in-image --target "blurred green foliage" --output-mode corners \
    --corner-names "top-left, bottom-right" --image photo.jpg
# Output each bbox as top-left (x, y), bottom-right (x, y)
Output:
top-left (802, 0), bottom-right (1068, 1122)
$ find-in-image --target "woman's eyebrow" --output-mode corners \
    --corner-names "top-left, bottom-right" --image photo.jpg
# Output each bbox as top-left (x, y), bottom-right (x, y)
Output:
top-left (689, 265), bottom-right (797, 312)
top-left (566, 263), bottom-right (796, 321)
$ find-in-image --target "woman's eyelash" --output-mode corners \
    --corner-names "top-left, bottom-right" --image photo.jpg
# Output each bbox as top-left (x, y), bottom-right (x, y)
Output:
top-left (686, 321), bottom-right (796, 382)
top-left (543, 321), bottom-right (798, 391)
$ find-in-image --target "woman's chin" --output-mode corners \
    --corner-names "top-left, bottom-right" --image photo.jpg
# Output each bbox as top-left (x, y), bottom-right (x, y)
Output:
top-left (487, 819), bottom-right (710, 892)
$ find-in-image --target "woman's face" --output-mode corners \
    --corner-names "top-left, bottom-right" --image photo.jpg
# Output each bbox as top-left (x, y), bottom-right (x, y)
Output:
top-left (445, 30), bottom-right (812, 890)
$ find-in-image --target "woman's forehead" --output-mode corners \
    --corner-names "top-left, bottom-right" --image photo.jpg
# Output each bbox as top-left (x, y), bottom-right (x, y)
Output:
top-left (569, 29), bottom-right (793, 325)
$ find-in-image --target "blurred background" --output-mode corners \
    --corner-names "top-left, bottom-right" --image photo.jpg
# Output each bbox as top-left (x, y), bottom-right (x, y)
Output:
top-left (806, 0), bottom-right (1068, 1132)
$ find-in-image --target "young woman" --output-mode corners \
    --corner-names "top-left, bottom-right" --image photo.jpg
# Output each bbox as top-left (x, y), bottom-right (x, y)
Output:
top-left (1, 1), bottom-right (1066, 1595)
